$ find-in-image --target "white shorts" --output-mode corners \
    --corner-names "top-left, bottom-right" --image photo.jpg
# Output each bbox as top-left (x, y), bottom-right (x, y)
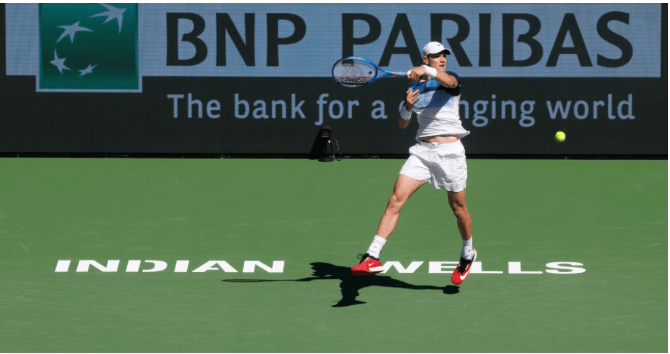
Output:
top-left (399, 140), bottom-right (467, 192)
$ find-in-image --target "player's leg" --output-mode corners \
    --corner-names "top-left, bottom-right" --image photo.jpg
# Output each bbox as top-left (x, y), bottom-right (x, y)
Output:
top-left (376, 174), bottom-right (426, 238)
top-left (448, 189), bottom-right (472, 243)
top-left (351, 174), bottom-right (425, 275)
top-left (448, 188), bottom-right (476, 285)
top-left (427, 140), bottom-right (476, 285)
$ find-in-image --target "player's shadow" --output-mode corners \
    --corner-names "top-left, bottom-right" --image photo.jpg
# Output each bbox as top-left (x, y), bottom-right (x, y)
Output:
top-left (222, 262), bottom-right (459, 308)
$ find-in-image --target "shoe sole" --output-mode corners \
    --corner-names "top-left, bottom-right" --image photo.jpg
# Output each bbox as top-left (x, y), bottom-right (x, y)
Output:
top-left (351, 267), bottom-right (384, 276)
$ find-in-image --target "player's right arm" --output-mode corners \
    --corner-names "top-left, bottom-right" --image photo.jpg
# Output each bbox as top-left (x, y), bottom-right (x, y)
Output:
top-left (398, 87), bottom-right (419, 129)
top-left (406, 66), bottom-right (458, 88)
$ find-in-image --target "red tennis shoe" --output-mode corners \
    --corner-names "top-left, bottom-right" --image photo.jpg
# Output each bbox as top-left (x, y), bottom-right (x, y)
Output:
top-left (351, 253), bottom-right (384, 275)
top-left (451, 248), bottom-right (476, 285)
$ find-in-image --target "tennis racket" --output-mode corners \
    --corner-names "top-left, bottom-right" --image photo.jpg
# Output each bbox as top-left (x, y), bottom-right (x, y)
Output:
top-left (332, 56), bottom-right (407, 88)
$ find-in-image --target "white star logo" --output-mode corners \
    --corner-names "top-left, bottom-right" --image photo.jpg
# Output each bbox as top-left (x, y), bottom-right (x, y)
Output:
top-left (56, 21), bottom-right (93, 44)
top-left (50, 50), bottom-right (71, 74)
top-left (78, 64), bottom-right (98, 77)
top-left (90, 3), bottom-right (126, 34)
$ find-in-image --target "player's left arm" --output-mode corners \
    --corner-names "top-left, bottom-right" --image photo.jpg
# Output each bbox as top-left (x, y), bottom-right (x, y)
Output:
top-left (398, 87), bottom-right (418, 130)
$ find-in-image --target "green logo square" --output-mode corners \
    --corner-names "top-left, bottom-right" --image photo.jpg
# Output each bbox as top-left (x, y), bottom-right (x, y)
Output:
top-left (39, 3), bottom-right (139, 91)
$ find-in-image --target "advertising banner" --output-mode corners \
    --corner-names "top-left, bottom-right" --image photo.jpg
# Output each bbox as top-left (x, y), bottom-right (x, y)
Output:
top-left (1, 3), bottom-right (666, 156)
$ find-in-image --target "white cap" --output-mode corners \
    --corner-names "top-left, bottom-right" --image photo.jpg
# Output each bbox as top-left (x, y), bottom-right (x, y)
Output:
top-left (422, 41), bottom-right (451, 56)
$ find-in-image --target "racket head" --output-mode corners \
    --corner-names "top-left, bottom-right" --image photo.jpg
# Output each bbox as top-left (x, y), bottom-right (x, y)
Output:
top-left (332, 56), bottom-right (378, 87)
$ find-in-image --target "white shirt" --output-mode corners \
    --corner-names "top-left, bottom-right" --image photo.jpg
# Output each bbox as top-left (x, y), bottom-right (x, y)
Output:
top-left (411, 71), bottom-right (470, 139)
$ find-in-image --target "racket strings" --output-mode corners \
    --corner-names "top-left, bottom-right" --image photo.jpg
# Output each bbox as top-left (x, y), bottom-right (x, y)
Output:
top-left (333, 60), bottom-right (376, 86)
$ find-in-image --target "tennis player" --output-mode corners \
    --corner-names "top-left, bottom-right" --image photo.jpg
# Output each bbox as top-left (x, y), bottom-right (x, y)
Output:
top-left (351, 42), bottom-right (476, 286)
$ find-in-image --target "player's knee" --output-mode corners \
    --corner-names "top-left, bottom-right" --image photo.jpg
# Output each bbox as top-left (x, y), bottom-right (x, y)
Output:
top-left (387, 193), bottom-right (406, 212)
top-left (450, 203), bottom-right (469, 219)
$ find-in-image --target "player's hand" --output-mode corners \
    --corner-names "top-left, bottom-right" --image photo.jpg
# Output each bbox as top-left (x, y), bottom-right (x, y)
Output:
top-left (406, 66), bottom-right (426, 80)
top-left (405, 88), bottom-right (419, 110)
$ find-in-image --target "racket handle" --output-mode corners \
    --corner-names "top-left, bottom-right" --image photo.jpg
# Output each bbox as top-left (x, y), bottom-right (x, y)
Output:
top-left (396, 71), bottom-right (409, 77)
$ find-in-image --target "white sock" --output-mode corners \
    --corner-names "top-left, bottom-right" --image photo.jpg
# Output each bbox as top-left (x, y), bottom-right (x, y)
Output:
top-left (461, 237), bottom-right (474, 260)
top-left (366, 235), bottom-right (387, 259)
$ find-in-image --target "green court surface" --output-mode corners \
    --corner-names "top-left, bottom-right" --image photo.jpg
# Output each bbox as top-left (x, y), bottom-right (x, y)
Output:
top-left (1, 158), bottom-right (667, 353)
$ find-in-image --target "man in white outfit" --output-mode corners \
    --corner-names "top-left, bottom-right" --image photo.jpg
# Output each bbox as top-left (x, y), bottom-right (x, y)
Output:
top-left (351, 42), bottom-right (476, 286)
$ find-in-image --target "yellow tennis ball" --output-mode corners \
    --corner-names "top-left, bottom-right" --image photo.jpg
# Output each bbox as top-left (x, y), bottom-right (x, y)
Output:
top-left (555, 131), bottom-right (566, 142)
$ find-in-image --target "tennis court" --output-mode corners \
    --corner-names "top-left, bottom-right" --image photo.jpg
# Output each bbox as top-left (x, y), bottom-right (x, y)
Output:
top-left (1, 157), bottom-right (666, 352)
